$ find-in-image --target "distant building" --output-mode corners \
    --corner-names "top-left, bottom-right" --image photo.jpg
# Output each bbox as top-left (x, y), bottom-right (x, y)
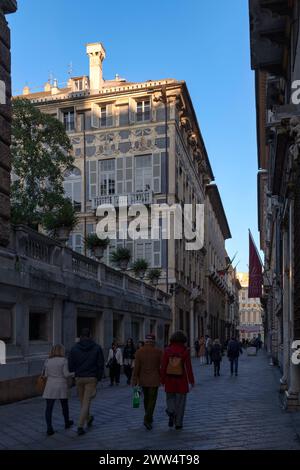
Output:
top-left (237, 273), bottom-right (264, 343)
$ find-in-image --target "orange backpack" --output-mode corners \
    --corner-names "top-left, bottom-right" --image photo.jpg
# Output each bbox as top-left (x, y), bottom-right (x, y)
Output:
top-left (166, 355), bottom-right (184, 376)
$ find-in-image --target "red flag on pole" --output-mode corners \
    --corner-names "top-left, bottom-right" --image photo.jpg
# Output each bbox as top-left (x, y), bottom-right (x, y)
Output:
top-left (248, 230), bottom-right (263, 298)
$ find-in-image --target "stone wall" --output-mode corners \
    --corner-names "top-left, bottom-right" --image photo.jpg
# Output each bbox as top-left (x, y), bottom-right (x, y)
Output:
top-left (0, 1), bottom-right (17, 246)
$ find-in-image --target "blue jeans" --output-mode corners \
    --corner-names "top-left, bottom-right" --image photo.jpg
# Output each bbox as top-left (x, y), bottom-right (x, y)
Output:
top-left (230, 357), bottom-right (239, 375)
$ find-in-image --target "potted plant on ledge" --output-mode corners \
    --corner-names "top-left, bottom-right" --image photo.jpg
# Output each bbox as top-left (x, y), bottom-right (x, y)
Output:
top-left (85, 234), bottom-right (110, 260)
top-left (42, 199), bottom-right (78, 244)
top-left (111, 247), bottom-right (132, 270)
top-left (132, 259), bottom-right (149, 279)
top-left (148, 268), bottom-right (162, 286)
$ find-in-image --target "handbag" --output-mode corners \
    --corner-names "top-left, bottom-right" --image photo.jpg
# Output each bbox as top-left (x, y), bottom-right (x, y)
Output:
top-left (36, 374), bottom-right (47, 394)
top-left (132, 386), bottom-right (141, 408)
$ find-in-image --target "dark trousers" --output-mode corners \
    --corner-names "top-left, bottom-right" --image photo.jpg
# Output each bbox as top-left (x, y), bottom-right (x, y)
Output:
top-left (230, 357), bottom-right (239, 375)
top-left (124, 365), bottom-right (133, 384)
top-left (206, 350), bottom-right (212, 364)
top-left (109, 364), bottom-right (121, 384)
top-left (213, 361), bottom-right (221, 375)
top-left (45, 399), bottom-right (69, 431)
top-left (142, 387), bottom-right (158, 425)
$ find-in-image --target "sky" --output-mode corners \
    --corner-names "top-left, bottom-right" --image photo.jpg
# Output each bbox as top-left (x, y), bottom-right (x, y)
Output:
top-left (9, 0), bottom-right (260, 272)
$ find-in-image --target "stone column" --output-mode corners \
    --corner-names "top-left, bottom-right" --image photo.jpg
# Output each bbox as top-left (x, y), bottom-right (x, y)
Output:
top-left (285, 200), bottom-right (300, 409)
top-left (189, 299), bottom-right (195, 355)
top-left (0, 1), bottom-right (17, 247)
top-left (280, 227), bottom-right (290, 389)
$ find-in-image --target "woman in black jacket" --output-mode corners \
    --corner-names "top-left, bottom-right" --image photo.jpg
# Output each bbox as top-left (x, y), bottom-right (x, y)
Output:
top-left (123, 338), bottom-right (136, 385)
top-left (211, 339), bottom-right (222, 377)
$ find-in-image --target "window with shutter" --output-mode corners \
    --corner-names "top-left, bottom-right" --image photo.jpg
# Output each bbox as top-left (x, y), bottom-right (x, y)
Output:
top-left (129, 98), bottom-right (136, 124)
top-left (91, 103), bottom-right (100, 128)
top-left (119, 104), bottom-right (129, 126)
top-left (125, 156), bottom-right (133, 193)
top-left (99, 159), bottom-right (116, 195)
top-left (116, 157), bottom-right (125, 194)
top-left (88, 160), bottom-right (97, 199)
top-left (153, 153), bottom-right (161, 193)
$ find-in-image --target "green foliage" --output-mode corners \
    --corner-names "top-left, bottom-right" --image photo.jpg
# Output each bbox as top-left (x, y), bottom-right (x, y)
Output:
top-left (148, 268), bottom-right (162, 282)
top-left (42, 199), bottom-right (78, 234)
top-left (11, 98), bottom-right (73, 226)
top-left (85, 234), bottom-right (110, 250)
top-left (132, 259), bottom-right (149, 274)
top-left (111, 247), bottom-right (132, 263)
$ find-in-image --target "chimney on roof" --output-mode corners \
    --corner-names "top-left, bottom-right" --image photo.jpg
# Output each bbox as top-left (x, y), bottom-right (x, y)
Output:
top-left (44, 82), bottom-right (51, 92)
top-left (51, 79), bottom-right (59, 95)
top-left (86, 42), bottom-right (106, 91)
top-left (23, 85), bottom-right (30, 95)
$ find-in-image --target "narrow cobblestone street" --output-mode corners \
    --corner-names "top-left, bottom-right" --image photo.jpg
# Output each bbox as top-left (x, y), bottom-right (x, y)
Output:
top-left (0, 352), bottom-right (300, 450)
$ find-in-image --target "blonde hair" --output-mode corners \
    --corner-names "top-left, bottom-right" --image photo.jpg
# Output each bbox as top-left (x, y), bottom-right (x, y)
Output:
top-left (49, 344), bottom-right (65, 358)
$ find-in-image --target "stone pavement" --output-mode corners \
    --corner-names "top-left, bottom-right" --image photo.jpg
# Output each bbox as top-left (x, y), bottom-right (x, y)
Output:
top-left (0, 351), bottom-right (300, 450)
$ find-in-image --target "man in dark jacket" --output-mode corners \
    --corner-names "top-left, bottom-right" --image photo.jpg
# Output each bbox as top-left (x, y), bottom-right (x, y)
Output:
top-left (227, 336), bottom-right (243, 376)
top-left (69, 328), bottom-right (104, 435)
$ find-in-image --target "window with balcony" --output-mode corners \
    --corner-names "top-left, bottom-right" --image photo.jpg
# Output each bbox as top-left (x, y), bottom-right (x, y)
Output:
top-left (63, 167), bottom-right (82, 211)
top-left (135, 154), bottom-right (152, 192)
top-left (99, 159), bottom-right (116, 196)
top-left (136, 100), bottom-right (150, 122)
top-left (63, 109), bottom-right (75, 132)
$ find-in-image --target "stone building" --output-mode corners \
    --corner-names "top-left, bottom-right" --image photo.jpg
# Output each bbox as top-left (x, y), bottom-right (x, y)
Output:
top-left (19, 42), bottom-right (234, 346)
top-left (203, 184), bottom-right (238, 343)
top-left (0, 0), bottom-right (17, 246)
top-left (0, 15), bottom-right (170, 403)
top-left (249, 0), bottom-right (300, 409)
top-left (237, 272), bottom-right (264, 342)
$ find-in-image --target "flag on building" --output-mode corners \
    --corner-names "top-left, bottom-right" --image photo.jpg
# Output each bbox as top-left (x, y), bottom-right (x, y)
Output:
top-left (248, 230), bottom-right (263, 298)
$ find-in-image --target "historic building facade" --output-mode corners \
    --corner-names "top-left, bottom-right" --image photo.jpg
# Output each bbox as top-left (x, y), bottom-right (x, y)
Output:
top-left (0, 23), bottom-right (171, 403)
top-left (249, 0), bottom-right (300, 409)
top-left (0, 0), bottom-right (17, 246)
top-left (237, 272), bottom-right (264, 342)
top-left (20, 42), bottom-right (234, 345)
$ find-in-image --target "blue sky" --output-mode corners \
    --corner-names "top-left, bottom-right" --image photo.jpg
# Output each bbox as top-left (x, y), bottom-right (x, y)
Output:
top-left (9, 0), bottom-right (259, 272)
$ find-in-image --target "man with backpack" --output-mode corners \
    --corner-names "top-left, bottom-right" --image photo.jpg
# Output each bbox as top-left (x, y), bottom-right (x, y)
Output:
top-left (161, 331), bottom-right (195, 430)
top-left (227, 336), bottom-right (243, 376)
top-left (132, 334), bottom-right (162, 430)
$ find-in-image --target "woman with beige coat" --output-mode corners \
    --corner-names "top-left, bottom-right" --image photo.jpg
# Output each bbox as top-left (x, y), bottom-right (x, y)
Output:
top-left (42, 344), bottom-right (74, 436)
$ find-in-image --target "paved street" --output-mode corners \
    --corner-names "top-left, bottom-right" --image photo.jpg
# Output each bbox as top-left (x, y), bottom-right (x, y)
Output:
top-left (0, 351), bottom-right (300, 450)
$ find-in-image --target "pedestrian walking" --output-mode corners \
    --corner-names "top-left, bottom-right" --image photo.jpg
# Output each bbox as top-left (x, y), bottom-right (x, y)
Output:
top-left (42, 344), bottom-right (74, 436)
top-left (205, 335), bottom-right (212, 365)
top-left (106, 341), bottom-right (123, 386)
top-left (123, 338), bottom-right (136, 385)
top-left (199, 335), bottom-right (206, 365)
top-left (161, 331), bottom-right (195, 430)
top-left (132, 334), bottom-right (162, 430)
top-left (227, 336), bottom-right (243, 376)
top-left (194, 338), bottom-right (200, 358)
top-left (211, 338), bottom-right (222, 376)
top-left (69, 328), bottom-right (104, 436)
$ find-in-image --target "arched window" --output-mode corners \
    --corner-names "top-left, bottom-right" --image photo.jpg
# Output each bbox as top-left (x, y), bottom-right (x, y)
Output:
top-left (63, 167), bottom-right (82, 211)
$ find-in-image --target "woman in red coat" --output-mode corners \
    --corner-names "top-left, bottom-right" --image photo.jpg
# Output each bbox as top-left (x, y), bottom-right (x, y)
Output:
top-left (161, 331), bottom-right (195, 430)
